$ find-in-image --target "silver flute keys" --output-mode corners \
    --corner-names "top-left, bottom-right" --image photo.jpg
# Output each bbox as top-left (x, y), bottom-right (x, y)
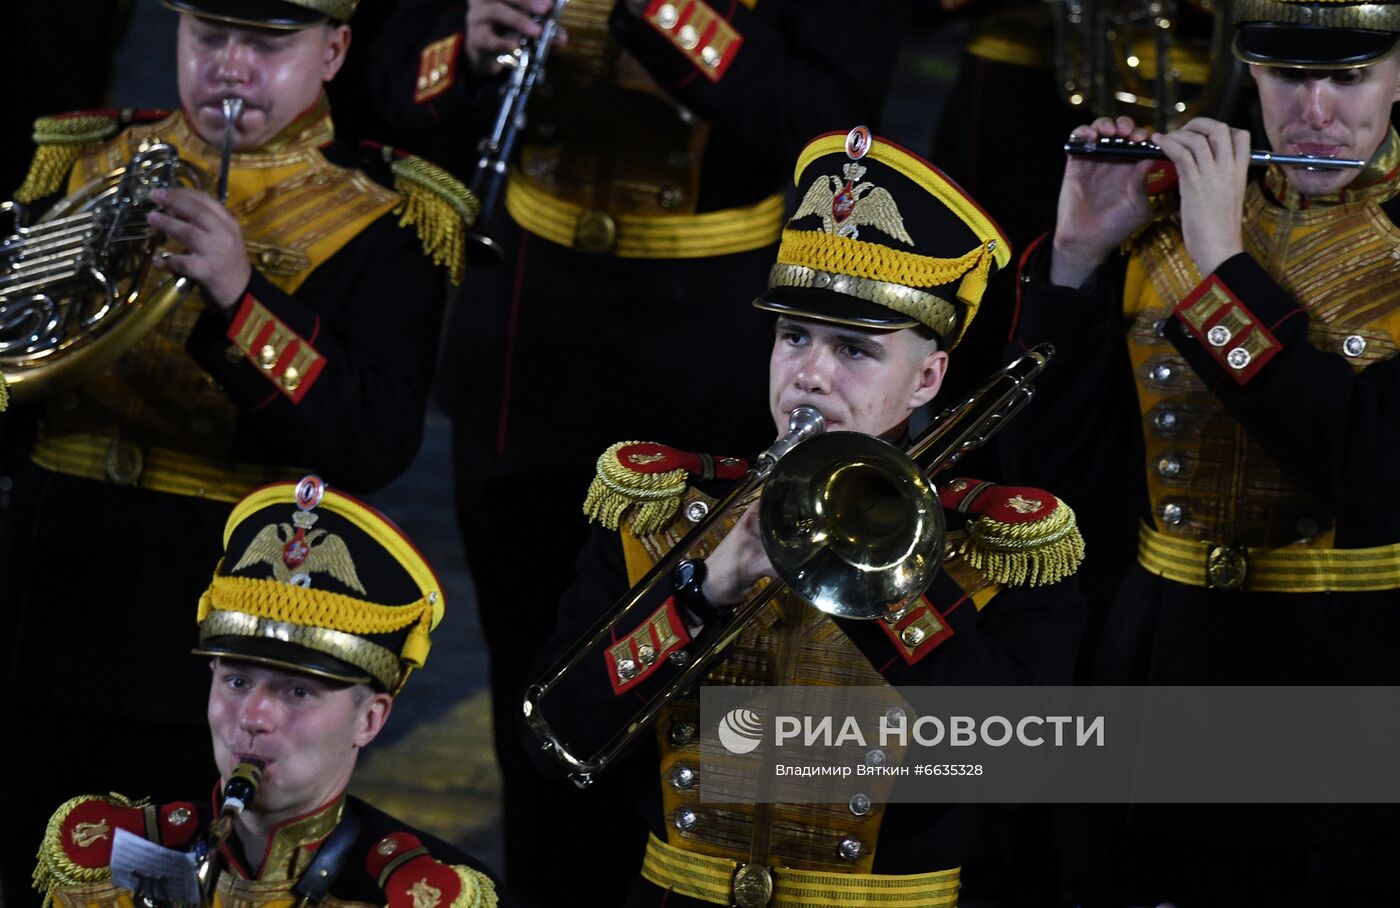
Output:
top-left (1064, 136), bottom-right (1366, 171)
top-left (218, 97), bottom-right (245, 202)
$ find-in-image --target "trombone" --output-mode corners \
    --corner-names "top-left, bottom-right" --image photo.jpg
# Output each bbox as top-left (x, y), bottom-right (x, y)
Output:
top-left (523, 343), bottom-right (1055, 786)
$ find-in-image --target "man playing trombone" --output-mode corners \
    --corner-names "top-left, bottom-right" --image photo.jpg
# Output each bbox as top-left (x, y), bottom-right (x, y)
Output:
top-left (1003, 0), bottom-right (1400, 902)
top-left (528, 128), bottom-right (1088, 906)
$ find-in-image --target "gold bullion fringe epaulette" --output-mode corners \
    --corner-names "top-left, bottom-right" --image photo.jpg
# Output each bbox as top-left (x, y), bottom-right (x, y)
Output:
top-left (939, 480), bottom-right (1086, 587)
top-left (585, 441), bottom-right (691, 535)
top-left (34, 793), bottom-right (147, 908)
top-left (0, 372), bottom-right (8, 411)
top-left (16, 113), bottom-right (126, 204)
top-left (584, 441), bottom-right (749, 535)
top-left (960, 497), bottom-right (1084, 586)
top-left (389, 153), bottom-right (480, 286)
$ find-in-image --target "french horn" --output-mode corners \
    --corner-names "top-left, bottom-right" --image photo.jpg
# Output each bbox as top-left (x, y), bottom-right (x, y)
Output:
top-left (0, 144), bottom-right (199, 403)
top-left (0, 97), bottom-right (245, 404)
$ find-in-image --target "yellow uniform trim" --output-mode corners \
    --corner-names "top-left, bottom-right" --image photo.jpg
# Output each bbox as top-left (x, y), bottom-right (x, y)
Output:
top-left (791, 135), bottom-right (1010, 272)
top-left (1138, 522), bottom-right (1400, 592)
top-left (31, 430), bottom-right (298, 503)
top-left (641, 834), bottom-right (961, 907)
top-left (965, 32), bottom-right (1050, 69)
top-left (505, 176), bottom-right (783, 258)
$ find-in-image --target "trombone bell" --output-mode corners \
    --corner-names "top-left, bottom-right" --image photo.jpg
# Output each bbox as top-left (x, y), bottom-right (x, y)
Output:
top-left (761, 432), bottom-right (944, 620)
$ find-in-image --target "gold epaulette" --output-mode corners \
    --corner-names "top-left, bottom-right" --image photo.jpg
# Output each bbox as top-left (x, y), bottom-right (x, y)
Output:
top-left (366, 832), bottom-right (498, 908)
top-left (584, 442), bottom-right (749, 535)
top-left (33, 793), bottom-right (144, 908)
top-left (388, 152), bottom-right (480, 286)
top-left (938, 479), bottom-right (1086, 587)
top-left (15, 112), bottom-right (125, 204)
top-left (0, 372), bottom-right (9, 411)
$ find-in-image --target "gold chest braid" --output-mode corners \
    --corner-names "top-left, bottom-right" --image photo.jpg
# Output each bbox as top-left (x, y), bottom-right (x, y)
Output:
top-left (624, 489), bottom-right (898, 875)
top-left (513, 0), bottom-right (761, 225)
top-left (33, 109), bottom-right (396, 499)
top-left (1124, 182), bottom-right (1400, 547)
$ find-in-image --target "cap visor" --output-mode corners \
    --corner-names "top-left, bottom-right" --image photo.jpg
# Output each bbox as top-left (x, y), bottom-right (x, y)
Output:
top-left (162, 0), bottom-right (327, 29)
top-left (194, 636), bottom-right (372, 685)
top-left (754, 286), bottom-right (921, 331)
top-left (1234, 26), bottom-right (1397, 68)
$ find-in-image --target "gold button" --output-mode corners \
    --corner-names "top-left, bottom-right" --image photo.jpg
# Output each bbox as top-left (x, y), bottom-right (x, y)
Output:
top-left (677, 24), bottom-right (700, 49)
top-left (900, 625), bottom-right (926, 647)
top-left (574, 210), bottom-right (617, 254)
top-left (281, 366), bottom-right (301, 391)
top-left (259, 344), bottom-right (278, 370)
top-left (104, 441), bottom-right (144, 486)
top-left (259, 249), bottom-right (283, 268)
top-left (637, 643), bottom-right (657, 666)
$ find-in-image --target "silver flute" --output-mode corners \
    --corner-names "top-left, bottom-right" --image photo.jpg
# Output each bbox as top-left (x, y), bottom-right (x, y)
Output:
top-left (1065, 136), bottom-right (1365, 170)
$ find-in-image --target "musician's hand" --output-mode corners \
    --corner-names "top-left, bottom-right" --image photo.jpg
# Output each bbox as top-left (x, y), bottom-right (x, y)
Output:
top-left (1152, 118), bottom-right (1249, 276)
top-left (701, 505), bottom-right (774, 607)
top-left (148, 187), bottom-right (250, 311)
top-left (1051, 116), bottom-right (1156, 289)
top-left (465, 0), bottom-right (565, 76)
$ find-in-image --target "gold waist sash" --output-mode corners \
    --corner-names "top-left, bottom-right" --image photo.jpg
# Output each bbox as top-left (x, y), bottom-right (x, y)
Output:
top-left (32, 430), bottom-right (299, 503)
top-left (505, 176), bottom-right (783, 258)
top-left (1137, 522), bottom-right (1400, 592)
top-left (641, 833), bottom-right (960, 907)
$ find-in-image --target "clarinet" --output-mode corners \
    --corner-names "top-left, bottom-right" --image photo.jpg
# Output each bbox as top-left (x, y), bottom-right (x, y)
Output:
top-left (466, 0), bottom-right (569, 262)
top-left (196, 758), bottom-right (265, 903)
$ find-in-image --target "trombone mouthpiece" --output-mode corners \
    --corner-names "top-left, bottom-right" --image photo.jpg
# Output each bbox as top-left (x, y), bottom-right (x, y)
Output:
top-left (788, 406), bottom-right (825, 437)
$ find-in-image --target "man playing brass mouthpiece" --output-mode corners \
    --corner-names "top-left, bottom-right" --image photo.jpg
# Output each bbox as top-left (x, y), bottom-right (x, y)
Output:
top-left (527, 127), bottom-right (1087, 906)
top-left (31, 476), bottom-right (508, 908)
top-left (1004, 0), bottom-right (1400, 902)
top-left (0, 0), bottom-right (474, 902)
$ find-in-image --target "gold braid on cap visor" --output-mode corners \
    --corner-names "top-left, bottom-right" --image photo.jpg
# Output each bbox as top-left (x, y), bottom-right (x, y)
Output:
top-left (1232, 0), bottom-right (1400, 35)
top-left (771, 229), bottom-right (998, 344)
top-left (196, 575), bottom-right (436, 693)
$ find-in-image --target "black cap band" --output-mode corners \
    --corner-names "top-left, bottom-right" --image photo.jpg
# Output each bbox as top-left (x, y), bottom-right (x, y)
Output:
top-left (1234, 24), bottom-right (1399, 68)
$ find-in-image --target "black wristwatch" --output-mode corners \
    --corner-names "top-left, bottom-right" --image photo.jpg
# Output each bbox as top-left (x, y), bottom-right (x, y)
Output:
top-left (672, 558), bottom-right (719, 624)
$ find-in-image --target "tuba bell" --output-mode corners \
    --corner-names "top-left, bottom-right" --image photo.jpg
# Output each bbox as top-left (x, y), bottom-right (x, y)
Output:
top-left (1052, 0), bottom-right (1246, 131)
top-left (0, 143), bottom-right (201, 403)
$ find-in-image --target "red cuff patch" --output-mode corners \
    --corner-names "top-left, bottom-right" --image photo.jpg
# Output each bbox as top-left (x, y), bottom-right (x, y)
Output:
top-left (226, 294), bottom-right (326, 403)
top-left (1174, 274), bottom-right (1282, 384)
top-left (879, 597), bottom-right (954, 665)
top-left (414, 34), bottom-right (461, 104)
top-left (643, 0), bottom-right (744, 82)
top-left (605, 599), bottom-right (692, 695)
